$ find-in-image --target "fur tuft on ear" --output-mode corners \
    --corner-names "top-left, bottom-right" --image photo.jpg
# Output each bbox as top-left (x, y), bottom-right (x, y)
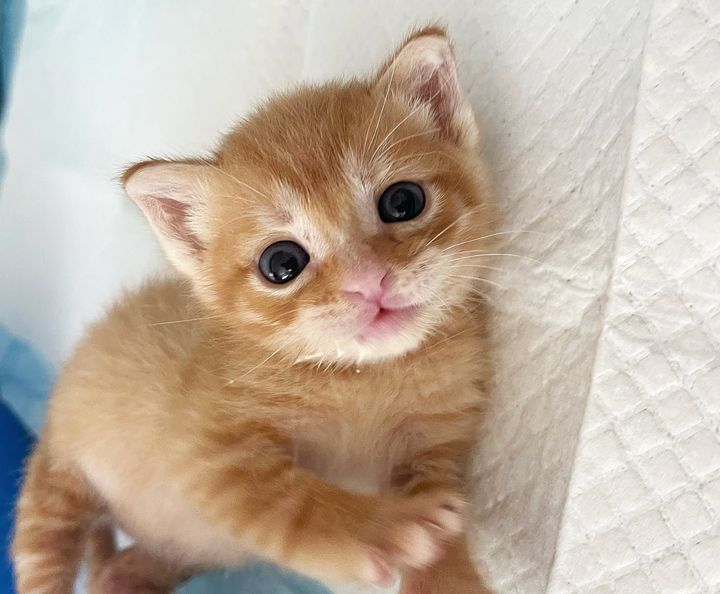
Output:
top-left (123, 159), bottom-right (212, 277)
top-left (376, 26), bottom-right (478, 149)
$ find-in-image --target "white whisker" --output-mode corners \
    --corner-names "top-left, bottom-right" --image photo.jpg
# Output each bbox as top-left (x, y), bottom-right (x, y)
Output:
top-left (228, 344), bottom-right (286, 383)
top-left (451, 275), bottom-right (506, 290)
top-left (369, 72), bottom-right (454, 163)
top-left (440, 230), bottom-right (545, 252)
top-left (447, 252), bottom-right (543, 265)
top-left (373, 128), bottom-right (439, 164)
top-left (206, 163), bottom-right (270, 201)
top-left (364, 55), bottom-right (397, 158)
top-left (449, 264), bottom-right (506, 273)
top-left (149, 315), bottom-right (220, 326)
top-left (424, 205), bottom-right (485, 249)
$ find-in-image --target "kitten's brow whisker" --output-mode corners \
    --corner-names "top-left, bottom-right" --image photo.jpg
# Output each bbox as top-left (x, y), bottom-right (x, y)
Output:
top-left (206, 163), bottom-right (270, 201)
top-left (215, 212), bottom-right (261, 230)
top-left (364, 54), bottom-right (398, 158)
top-left (373, 128), bottom-right (439, 164)
top-left (370, 71), bottom-right (453, 163)
top-left (362, 100), bottom-right (382, 158)
top-left (399, 149), bottom-right (468, 169)
top-left (390, 151), bottom-right (438, 163)
top-left (389, 150), bottom-right (468, 172)
top-left (369, 109), bottom-right (418, 163)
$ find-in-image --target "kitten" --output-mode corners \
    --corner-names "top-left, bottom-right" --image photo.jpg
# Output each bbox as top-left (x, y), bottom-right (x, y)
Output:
top-left (12, 26), bottom-right (494, 594)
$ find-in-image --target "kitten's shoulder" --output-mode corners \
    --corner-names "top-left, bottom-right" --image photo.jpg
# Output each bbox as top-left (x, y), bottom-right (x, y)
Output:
top-left (66, 276), bottom-right (204, 373)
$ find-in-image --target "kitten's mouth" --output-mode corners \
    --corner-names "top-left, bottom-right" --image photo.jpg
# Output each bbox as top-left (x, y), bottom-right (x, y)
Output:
top-left (356, 305), bottom-right (420, 342)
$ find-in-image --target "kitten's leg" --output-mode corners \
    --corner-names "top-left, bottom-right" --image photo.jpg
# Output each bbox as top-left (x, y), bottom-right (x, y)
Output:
top-left (13, 444), bottom-right (101, 594)
top-left (87, 524), bottom-right (193, 594)
top-left (179, 423), bottom-right (463, 585)
top-left (393, 441), bottom-right (489, 594)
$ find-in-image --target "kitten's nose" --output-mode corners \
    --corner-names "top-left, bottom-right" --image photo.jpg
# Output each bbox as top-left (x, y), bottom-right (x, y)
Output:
top-left (341, 265), bottom-right (390, 305)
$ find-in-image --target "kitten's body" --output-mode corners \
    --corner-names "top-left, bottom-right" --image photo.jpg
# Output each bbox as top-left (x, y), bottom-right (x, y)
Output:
top-left (13, 27), bottom-right (493, 593)
top-left (50, 278), bottom-right (485, 568)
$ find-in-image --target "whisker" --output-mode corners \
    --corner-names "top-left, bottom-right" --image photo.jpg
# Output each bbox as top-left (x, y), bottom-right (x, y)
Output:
top-left (430, 327), bottom-right (473, 350)
top-left (149, 315), bottom-right (220, 326)
top-left (214, 211), bottom-right (261, 230)
top-left (424, 205), bottom-right (486, 249)
top-left (449, 264), bottom-right (506, 273)
top-left (440, 230), bottom-right (546, 253)
top-left (434, 292), bottom-right (452, 312)
top-left (206, 163), bottom-right (271, 201)
top-left (446, 252), bottom-right (543, 265)
top-left (369, 72), bottom-right (453, 163)
top-left (228, 345), bottom-right (285, 383)
top-left (364, 54), bottom-right (397, 158)
top-left (373, 128), bottom-right (439, 164)
top-left (450, 275), bottom-right (507, 290)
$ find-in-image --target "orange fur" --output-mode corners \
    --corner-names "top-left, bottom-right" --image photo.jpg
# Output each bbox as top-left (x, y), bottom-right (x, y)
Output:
top-left (13, 26), bottom-right (494, 593)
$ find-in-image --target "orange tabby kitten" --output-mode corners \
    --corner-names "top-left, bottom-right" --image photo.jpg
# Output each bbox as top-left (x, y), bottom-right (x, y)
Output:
top-left (12, 26), bottom-right (493, 594)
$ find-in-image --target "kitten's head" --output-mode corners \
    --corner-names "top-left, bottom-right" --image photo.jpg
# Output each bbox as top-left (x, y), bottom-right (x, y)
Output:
top-left (124, 27), bottom-right (492, 364)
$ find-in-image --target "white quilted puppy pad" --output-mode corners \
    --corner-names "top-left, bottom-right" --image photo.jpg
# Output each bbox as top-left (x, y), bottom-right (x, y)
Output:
top-left (1, 1), bottom-right (717, 593)
top-left (549, 1), bottom-right (720, 592)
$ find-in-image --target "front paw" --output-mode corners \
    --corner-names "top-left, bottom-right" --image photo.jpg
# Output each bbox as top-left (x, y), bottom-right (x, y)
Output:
top-left (358, 491), bottom-right (466, 586)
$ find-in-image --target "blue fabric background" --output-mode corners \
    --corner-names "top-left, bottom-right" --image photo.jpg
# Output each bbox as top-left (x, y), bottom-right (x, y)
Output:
top-left (0, 402), bottom-right (32, 594)
top-left (0, 0), bottom-right (24, 177)
top-left (0, 1), bottom-right (30, 590)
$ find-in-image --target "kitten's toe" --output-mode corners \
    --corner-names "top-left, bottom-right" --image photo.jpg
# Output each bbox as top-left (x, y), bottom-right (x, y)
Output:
top-left (361, 491), bottom-right (466, 577)
top-left (363, 549), bottom-right (397, 586)
top-left (415, 491), bottom-right (466, 535)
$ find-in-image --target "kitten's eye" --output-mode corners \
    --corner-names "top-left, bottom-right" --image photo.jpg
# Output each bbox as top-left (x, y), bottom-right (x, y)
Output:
top-left (258, 241), bottom-right (309, 284)
top-left (377, 182), bottom-right (425, 223)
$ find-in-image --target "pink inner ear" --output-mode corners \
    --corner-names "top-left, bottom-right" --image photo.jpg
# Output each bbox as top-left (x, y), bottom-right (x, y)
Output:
top-left (415, 62), bottom-right (458, 142)
top-left (140, 196), bottom-right (203, 253)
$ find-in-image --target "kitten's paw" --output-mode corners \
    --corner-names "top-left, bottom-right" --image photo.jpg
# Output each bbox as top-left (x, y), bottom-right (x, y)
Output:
top-left (360, 491), bottom-right (466, 585)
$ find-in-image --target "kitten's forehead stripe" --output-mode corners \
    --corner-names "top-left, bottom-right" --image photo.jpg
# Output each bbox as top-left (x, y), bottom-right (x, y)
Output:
top-left (341, 149), bottom-right (380, 235)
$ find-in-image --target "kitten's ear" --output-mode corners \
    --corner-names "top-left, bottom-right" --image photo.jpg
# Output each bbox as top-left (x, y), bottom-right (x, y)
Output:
top-left (376, 26), bottom-right (478, 149)
top-left (123, 159), bottom-right (212, 277)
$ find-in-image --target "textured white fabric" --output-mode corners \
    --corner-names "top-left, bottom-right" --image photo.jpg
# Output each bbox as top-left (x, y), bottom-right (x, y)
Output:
top-left (548, 1), bottom-right (720, 592)
top-left (1, 1), bottom-right (717, 593)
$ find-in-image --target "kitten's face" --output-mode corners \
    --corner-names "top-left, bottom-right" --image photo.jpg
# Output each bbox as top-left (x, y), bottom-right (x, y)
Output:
top-left (125, 28), bottom-right (492, 363)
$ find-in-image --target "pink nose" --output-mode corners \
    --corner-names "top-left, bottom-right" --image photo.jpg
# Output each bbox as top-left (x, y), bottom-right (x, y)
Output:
top-left (341, 265), bottom-right (391, 304)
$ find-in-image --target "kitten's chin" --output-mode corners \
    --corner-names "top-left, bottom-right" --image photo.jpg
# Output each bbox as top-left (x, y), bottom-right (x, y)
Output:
top-left (292, 324), bottom-right (429, 366)
top-left (343, 322), bottom-right (432, 364)
top-left (344, 304), bottom-right (431, 362)
top-left (354, 334), bottom-right (427, 362)
top-left (292, 304), bottom-right (447, 364)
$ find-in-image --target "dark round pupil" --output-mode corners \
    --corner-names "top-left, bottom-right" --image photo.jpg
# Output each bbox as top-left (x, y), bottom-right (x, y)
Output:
top-left (259, 240), bottom-right (309, 284)
top-left (378, 181), bottom-right (424, 223)
top-left (389, 188), bottom-right (415, 218)
top-left (270, 250), bottom-right (298, 281)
